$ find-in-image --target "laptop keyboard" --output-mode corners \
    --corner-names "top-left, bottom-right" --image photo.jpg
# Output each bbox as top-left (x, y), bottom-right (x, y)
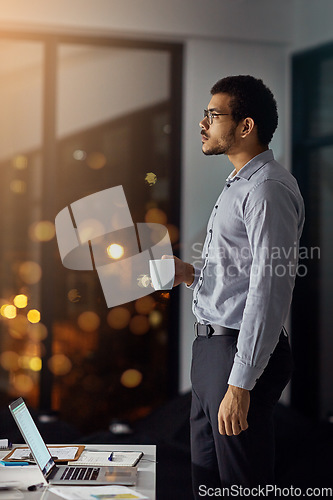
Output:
top-left (60, 467), bottom-right (100, 481)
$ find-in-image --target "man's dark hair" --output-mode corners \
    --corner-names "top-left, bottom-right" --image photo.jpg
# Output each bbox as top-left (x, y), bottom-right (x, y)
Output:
top-left (211, 75), bottom-right (278, 146)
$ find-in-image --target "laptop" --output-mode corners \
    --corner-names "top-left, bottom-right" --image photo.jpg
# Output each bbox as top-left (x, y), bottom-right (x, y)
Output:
top-left (9, 397), bottom-right (138, 485)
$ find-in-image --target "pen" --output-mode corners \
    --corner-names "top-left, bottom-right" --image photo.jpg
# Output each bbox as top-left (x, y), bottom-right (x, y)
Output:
top-left (0, 460), bottom-right (30, 466)
top-left (108, 452), bottom-right (113, 461)
top-left (28, 482), bottom-right (45, 491)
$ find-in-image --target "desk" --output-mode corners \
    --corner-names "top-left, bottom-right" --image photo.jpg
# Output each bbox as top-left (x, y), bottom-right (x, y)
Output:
top-left (0, 444), bottom-right (156, 499)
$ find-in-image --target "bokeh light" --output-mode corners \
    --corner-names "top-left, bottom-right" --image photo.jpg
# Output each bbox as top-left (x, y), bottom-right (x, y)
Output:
top-left (1, 304), bottom-right (17, 319)
top-left (67, 289), bottom-right (81, 303)
top-left (149, 310), bottom-right (163, 328)
top-left (78, 218), bottom-right (105, 242)
top-left (145, 172), bottom-right (157, 186)
top-left (120, 369), bottom-right (143, 388)
top-left (129, 315), bottom-right (150, 335)
top-left (163, 124), bottom-right (171, 134)
top-left (29, 221), bottom-right (55, 242)
top-left (145, 207), bottom-right (167, 225)
top-left (10, 179), bottom-right (26, 194)
top-left (137, 274), bottom-right (151, 288)
top-left (106, 243), bottom-right (124, 260)
top-left (27, 322), bottom-right (48, 342)
top-left (73, 149), bottom-right (87, 161)
top-left (12, 155), bottom-right (28, 170)
top-left (0, 304), bottom-right (10, 316)
top-left (107, 307), bottom-right (131, 330)
top-left (18, 261), bottom-right (42, 285)
top-left (86, 152), bottom-right (107, 170)
top-left (77, 311), bottom-right (100, 332)
top-left (29, 357), bottom-right (42, 372)
top-left (24, 342), bottom-right (41, 357)
top-left (27, 309), bottom-right (41, 324)
top-left (48, 354), bottom-right (72, 376)
top-left (135, 296), bottom-right (156, 315)
top-left (13, 294), bottom-right (28, 308)
top-left (18, 356), bottom-right (31, 370)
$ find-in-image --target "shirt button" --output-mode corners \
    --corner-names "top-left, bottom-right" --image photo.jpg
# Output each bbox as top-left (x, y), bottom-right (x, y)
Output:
top-left (206, 253), bottom-right (208, 257)
top-left (194, 300), bottom-right (197, 305)
top-left (199, 277), bottom-right (203, 281)
top-left (215, 205), bottom-right (218, 209)
top-left (209, 229), bottom-right (212, 233)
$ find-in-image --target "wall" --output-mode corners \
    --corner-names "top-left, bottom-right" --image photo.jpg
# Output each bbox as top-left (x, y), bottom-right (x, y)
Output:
top-left (179, 39), bottom-right (289, 390)
top-left (293, 0), bottom-right (333, 52)
top-left (0, 0), bottom-right (297, 393)
top-left (0, 0), bottom-right (293, 44)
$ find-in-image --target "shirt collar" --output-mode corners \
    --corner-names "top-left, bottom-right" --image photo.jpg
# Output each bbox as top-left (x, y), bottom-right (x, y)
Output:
top-left (230, 149), bottom-right (274, 181)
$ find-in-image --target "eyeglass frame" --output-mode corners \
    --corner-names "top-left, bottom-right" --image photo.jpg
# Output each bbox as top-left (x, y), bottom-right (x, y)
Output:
top-left (203, 109), bottom-right (230, 125)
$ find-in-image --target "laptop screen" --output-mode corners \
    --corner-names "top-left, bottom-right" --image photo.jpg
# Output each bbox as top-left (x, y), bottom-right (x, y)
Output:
top-left (9, 397), bottom-right (54, 476)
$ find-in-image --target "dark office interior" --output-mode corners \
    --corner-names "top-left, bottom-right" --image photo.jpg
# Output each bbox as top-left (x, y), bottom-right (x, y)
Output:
top-left (0, 3), bottom-right (333, 498)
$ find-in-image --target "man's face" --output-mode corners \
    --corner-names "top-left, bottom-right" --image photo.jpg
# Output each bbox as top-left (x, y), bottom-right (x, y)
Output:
top-left (199, 93), bottom-right (238, 156)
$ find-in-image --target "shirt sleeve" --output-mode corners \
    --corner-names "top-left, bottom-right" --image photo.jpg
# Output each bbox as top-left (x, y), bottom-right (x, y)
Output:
top-left (186, 266), bottom-right (201, 290)
top-left (228, 179), bottom-right (303, 390)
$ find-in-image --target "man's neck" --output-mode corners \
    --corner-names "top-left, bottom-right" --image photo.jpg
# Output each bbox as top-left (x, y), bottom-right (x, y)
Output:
top-left (228, 145), bottom-right (269, 172)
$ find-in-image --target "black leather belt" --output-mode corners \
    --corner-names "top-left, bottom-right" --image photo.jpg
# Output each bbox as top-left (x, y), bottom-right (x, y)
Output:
top-left (194, 322), bottom-right (239, 338)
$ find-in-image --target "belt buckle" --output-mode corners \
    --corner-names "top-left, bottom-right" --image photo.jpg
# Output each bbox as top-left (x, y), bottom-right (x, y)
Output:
top-left (206, 325), bottom-right (214, 338)
top-left (194, 323), bottom-right (214, 338)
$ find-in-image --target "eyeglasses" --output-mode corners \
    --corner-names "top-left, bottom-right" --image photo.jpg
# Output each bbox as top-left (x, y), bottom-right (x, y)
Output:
top-left (203, 109), bottom-right (229, 125)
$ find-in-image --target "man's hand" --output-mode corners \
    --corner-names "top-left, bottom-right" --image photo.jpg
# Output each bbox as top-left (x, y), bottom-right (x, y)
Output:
top-left (162, 255), bottom-right (194, 287)
top-left (218, 385), bottom-right (250, 436)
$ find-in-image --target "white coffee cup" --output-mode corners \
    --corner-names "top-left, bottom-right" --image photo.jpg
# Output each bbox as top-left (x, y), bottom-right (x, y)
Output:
top-left (149, 258), bottom-right (175, 290)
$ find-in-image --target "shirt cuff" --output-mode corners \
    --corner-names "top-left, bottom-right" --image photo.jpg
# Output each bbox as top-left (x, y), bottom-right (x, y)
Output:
top-left (185, 266), bottom-right (200, 290)
top-left (228, 361), bottom-right (264, 391)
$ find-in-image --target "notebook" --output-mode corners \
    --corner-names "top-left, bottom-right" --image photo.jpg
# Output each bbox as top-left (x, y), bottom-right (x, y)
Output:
top-left (9, 397), bottom-right (138, 486)
top-left (68, 451), bottom-right (143, 467)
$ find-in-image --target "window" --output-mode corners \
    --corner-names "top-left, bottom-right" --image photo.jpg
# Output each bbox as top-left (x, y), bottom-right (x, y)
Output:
top-left (0, 32), bottom-right (182, 433)
top-left (292, 42), bottom-right (333, 421)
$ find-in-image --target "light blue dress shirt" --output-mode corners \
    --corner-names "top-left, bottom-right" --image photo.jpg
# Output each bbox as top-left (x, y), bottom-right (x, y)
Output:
top-left (189, 150), bottom-right (305, 390)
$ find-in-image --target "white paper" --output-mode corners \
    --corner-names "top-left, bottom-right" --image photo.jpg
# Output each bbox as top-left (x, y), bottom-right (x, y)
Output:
top-left (49, 485), bottom-right (148, 499)
top-left (9, 447), bottom-right (78, 460)
top-left (0, 466), bottom-right (42, 490)
top-left (68, 451), bottom-right (142, 467)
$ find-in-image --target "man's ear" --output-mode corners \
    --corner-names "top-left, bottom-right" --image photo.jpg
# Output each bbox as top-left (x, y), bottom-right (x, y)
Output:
top-left (240, 117), bottom-right (255, 138)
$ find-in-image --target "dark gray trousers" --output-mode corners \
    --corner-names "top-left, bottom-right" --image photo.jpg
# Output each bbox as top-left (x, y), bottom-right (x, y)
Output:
top-left (190, 330), bottom-right (293, 497)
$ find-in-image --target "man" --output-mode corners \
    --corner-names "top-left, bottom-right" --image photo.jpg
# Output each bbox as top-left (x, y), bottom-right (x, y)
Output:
top-left (171, 75), bottom-right (305, 495)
